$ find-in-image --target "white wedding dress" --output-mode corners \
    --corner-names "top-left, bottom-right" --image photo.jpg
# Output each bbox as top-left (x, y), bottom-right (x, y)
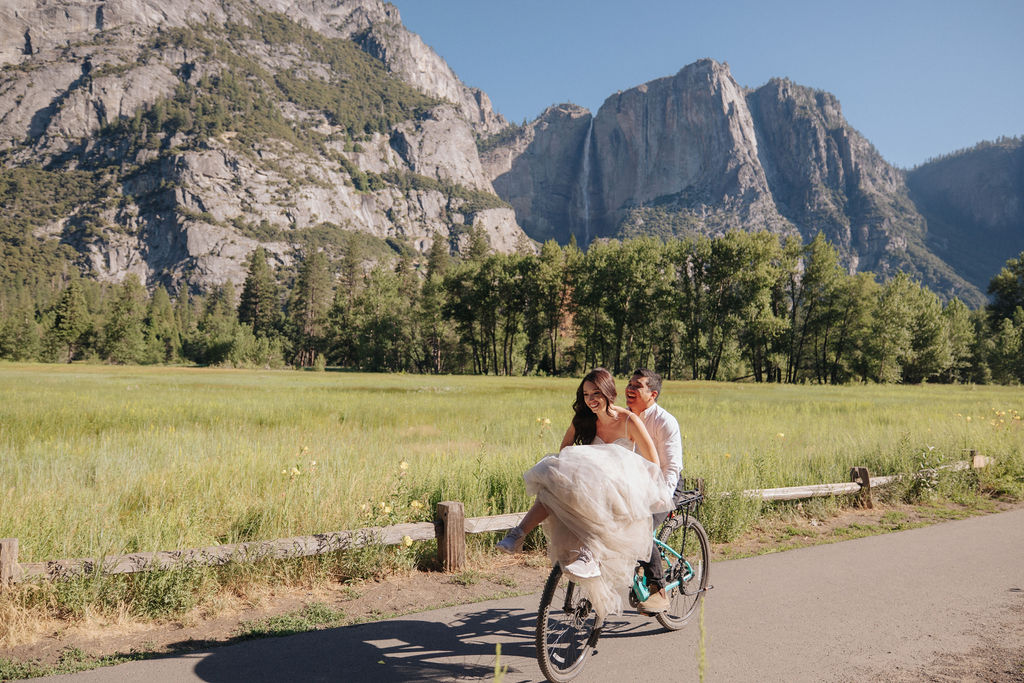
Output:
top-left (523, 437), bottom-right (672, 618)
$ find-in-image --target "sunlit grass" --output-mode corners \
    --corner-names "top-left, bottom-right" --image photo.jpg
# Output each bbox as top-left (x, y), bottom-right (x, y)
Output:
top-left (1, 362), bottom-right (1021, 561)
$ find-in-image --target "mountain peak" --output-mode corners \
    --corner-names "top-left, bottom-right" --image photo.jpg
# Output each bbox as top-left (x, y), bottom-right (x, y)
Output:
top-left (0, 1), bottom-right (528, 294)
top-left (486, 59), bottom-right (987, 304)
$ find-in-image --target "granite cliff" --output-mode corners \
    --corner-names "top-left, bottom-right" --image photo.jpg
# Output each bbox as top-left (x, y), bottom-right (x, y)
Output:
top-left (483, 59), bottom-right (988, 305)
top-left (0, 0), bottom-right (528, 293)
top-left (1, 4), bottom-right (1017, 306)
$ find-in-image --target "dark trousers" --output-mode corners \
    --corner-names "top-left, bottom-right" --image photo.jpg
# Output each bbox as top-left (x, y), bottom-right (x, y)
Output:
top-left (640, 478), bottom-right (687, 590)
top-left (638, 511), bottom-right (669, 590)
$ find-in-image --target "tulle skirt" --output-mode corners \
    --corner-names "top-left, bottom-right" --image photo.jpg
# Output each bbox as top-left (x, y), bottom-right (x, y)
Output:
top-left (523, 443), bottom-right (672, 618)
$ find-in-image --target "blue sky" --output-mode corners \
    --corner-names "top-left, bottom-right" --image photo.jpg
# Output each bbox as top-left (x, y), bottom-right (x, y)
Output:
top-left (389, 0), bottom-right (1023, 169)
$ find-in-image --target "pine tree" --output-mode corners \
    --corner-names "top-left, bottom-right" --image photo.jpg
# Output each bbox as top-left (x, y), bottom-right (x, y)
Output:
top-left (901, 282), bottom-right (952, 383)
top-left (465, 225), bottom-right (490, 261)
top-left (784, 233), bottom-right (842, 383)
top-left (0, 290), bottom-right (41, 361)
top-left (103, 275), bottom-right (147, 364)
top-left (238, 247), bottom-right (281, 339)
top-left (940, 298), bottom-right (975, 383)
top-left (867, 274), bottom-right (916, 383)
top-left (144, 285), bottom-right (181, 363)
top-left (417, 272), bottom-right (452, 373)
top-left (288, 250), bottom-right (333, 367)
top-left (426, 232), bottom-right (451, 279)
top-left (988, 252), bottom-right (1024, 323)
top-left (351, 265), bottom-right (416, 371)
top-left (194, 282), bottom-right (241, 365)
top-left (51, 280), bottom-right (89, 362)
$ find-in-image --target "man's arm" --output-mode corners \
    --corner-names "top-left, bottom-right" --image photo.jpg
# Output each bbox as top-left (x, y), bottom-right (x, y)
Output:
top-left (661, 410), bottom-right (683, 492)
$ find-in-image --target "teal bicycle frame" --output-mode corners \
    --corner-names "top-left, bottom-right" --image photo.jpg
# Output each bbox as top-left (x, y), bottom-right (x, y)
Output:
top-left (630, 533), bottom-right (694, 601)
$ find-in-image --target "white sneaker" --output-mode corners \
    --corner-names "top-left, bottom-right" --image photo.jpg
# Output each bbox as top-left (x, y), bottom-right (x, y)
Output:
top-left (564, 547), bottom-right (600, 579)
top-left (497, 527), bottom-right (525, 554)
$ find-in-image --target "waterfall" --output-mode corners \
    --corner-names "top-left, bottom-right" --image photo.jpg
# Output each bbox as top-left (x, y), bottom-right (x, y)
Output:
top-left (580, 118), bottom-right (594, 244)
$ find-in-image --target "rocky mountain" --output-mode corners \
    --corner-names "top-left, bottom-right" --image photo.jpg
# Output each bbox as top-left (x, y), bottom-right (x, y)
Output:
top-left (1, 4), bottom-right (1017, 307)
top-left (0, 0), bottom-right (529, 294)
top-left (482, 59), bottom-right (991, 306)
top-left (907, 138), bottom-right (1024, 293)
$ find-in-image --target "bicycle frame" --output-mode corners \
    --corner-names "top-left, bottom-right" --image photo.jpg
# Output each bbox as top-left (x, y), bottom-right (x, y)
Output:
top-left (631, 487), bottom-right (704, 600)
top-left (632, 534), bottom-right (693, 599)
top-left (537, 485), bottom-right (710, 682)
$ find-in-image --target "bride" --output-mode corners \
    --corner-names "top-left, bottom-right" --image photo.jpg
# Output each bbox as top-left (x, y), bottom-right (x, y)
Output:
top-left (498, 367), bottom-right (671, 618)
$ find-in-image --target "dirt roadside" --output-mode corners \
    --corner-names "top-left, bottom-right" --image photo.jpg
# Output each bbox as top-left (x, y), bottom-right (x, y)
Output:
top-left (4, 499), bottom-right (1024, 679)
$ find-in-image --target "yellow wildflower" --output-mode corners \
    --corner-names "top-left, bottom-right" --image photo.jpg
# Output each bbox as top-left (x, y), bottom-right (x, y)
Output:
top-left (543, 418), bottom-right (551, 425)
top-left (402, 535), bottom-right (413, 548)
top-left (966, 416), bottom-right (972, 422)
top-left (291, 466), bottom-right (300, 476)
top-left (724, 453), bottom-right (731, 459)
top-left (400, 461), bottom-right (409, 470)
top-left (383, 505), bottom-right (392, 514)
top-left (776, 433), bottom-right (785, 439)
top-left (410, 500), bottom-right (423, 509)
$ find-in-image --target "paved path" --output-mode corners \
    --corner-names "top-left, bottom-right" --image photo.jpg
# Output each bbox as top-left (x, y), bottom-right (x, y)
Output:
top-left (37, 509), bottom-right (1024, 682)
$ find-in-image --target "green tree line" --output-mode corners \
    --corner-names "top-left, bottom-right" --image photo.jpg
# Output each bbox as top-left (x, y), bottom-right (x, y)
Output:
top-left (2, 232), bottom-right (1023, 384)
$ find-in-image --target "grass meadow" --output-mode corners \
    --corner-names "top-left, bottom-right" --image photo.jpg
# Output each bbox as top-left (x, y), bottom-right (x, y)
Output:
top-left (0, 361), bottom-right (1022, 654)
top-left (2, 362), bottom-right (1022, 563)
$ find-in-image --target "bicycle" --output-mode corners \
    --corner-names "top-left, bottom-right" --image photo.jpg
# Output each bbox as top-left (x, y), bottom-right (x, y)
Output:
top-left (535, 487), bottom-right (711, 683)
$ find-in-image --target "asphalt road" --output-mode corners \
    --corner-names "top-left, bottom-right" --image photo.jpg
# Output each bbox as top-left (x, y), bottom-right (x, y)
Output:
top-left (36, 508), bottom-right (1024, 682)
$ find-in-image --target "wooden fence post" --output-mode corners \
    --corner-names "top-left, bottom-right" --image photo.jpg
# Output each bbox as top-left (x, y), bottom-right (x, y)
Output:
top-left (1, 538), bottom-right (22, 586)
top-left (970, 450), bottom-right (990, 469)
top-left (850, 467), bottom-right (872, 508)
top-left (436, 502), bottom-right (465, 572)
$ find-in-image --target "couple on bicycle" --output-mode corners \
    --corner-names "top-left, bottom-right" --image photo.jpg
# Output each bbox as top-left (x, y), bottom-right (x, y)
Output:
top-left (498, 367), bottom-right (683, 619)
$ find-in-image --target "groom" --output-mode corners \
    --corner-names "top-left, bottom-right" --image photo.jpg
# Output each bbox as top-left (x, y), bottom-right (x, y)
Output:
top-left (625, 368), bottom-right (683, 614)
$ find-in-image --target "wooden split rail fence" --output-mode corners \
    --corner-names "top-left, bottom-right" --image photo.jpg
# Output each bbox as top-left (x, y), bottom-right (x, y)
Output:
top-left (0, 452), bottom-right (992, 586)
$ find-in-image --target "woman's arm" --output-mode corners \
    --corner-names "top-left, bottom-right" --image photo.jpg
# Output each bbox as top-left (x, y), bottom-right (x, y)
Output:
top-left (559, 422), bottom-right (576, 449)
top-left (626, 413), bottom-right (659, 465)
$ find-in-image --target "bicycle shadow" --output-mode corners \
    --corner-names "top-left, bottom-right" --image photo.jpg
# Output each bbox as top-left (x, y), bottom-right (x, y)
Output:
top-left (188, 605), bottom-right (540, 682)
top-left (182, 596), bottom-right (675, 682)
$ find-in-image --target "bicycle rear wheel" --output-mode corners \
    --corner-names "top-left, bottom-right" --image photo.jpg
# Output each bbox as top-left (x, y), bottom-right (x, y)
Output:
top-left (536, 564), bottom-right (599, 682)
top-left (656, 514), bottom-right (710, 630)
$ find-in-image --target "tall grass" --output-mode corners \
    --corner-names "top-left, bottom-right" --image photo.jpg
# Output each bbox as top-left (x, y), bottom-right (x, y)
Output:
top-left (1, 363), bottom-right (1021, 562)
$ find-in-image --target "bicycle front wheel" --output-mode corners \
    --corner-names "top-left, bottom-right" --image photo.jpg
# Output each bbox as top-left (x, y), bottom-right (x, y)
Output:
top-left (536, 564), bottom-right (598, 682)
top-left (656, 514), bottom-right (710, 630)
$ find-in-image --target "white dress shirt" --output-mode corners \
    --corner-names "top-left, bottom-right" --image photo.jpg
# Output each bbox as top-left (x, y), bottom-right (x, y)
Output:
top-left (640, 402), bottom-right (683, 496)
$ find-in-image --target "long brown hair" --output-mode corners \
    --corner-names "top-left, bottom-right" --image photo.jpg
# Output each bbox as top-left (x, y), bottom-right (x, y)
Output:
top-left (571, 368), bottom-right (617, 445)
